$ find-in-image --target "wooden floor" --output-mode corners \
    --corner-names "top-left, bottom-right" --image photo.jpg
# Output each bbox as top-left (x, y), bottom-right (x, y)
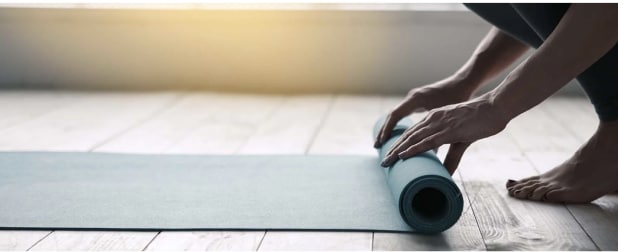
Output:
top-left (0, 90), bottom-right (616, 251)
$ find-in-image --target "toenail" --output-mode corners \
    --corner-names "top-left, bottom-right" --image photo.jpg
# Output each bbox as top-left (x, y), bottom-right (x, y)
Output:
top-left (507, 179), bottom-right (515, 184)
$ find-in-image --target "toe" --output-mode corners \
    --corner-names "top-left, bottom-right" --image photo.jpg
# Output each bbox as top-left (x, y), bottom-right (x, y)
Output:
top-left (506, 179), bottom-right (517, 188)
top-left (508, 179), bottom-right (540, 196)
top-left (544, 188), bottom-right (569, 203)
top-left (506, 176), bottom-right (540, 190)
top-left (528, 184), bottom-right (556, 201)
top-left (513, 182), bottom-right (542, 199)
top-left (519, 175), bottom-right (540, 184)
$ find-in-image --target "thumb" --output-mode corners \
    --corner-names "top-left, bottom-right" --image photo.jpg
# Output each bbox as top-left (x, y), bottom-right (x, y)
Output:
top-left (443, 142), bottom-right (471, 175)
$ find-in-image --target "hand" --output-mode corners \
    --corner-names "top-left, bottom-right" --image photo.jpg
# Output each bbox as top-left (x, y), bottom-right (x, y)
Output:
top-left (380, 96), bottom-right (510, 174)
top-left (374, 76), bottom-right (475, 148)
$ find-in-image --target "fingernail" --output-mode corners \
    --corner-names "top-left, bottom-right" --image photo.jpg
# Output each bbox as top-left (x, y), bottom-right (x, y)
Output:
top-left (380, 159), bottom-right (388, 166)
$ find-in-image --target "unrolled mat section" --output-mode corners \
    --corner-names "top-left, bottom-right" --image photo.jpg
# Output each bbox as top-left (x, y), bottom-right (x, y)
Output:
top-left (0, 117), bottom-right (462, 234)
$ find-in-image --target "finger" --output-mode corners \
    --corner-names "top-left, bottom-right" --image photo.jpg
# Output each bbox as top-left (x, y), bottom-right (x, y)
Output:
top-left (397, 132), bottom-right (447, 161)
top-left (385, 115), bottom-right (432, 156)
top-left (374, 115), bottom-right (399, 148)
top-left (380, 153), bottom-right (399, 167)
top-left (443, 142), bottom-right (471, 175)
top-left (382, 125), bottom-right (439, 168)
top-left (386, 125), bottom-right (434, 158)
top-left (386, 112), bottom-right (439, 157)
top-left (382, 130), bottom-right (420, 167)
top-left (376, 98), bottom-right (422, 148)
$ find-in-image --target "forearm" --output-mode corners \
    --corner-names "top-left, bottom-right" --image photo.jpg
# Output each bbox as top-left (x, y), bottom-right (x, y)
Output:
top-left (489, 4), bottom-right (618, 119)
top-left (453, 27), bottom-right (530, 94)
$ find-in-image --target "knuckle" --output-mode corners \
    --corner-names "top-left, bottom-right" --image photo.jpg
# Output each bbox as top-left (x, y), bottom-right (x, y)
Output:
top-left (426, 111), bottom-right (438, 120)
top-left (388, 109), bottom-right (403, 119)
top-left (406, 89), bottom-right (419, 98)
top-left (424, 138), bottom-right (437, 147)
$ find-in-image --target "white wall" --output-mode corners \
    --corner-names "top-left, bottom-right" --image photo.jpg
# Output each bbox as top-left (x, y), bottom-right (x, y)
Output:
top-left (0, 7), bottom-right (583, 95)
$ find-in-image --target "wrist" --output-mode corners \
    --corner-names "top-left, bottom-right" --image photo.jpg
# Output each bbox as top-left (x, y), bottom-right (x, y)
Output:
top-left (481, 91), bottom-right (516, 126)
top-left (447, 72), bottom-right (481, 99)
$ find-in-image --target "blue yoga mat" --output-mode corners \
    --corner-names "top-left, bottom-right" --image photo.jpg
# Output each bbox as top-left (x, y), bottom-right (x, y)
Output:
top-left (0, 117), bottom-right (463, 234)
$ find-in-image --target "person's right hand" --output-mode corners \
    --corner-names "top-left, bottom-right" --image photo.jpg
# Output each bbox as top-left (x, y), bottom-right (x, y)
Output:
top-left (374, 76), bottom-right (475, 148)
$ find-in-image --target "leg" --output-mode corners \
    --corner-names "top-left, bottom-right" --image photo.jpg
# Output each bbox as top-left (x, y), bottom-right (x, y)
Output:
top-left (502, 4), bottom-right (618, 203)
top-left (464, 3), bottom-right (544, 48)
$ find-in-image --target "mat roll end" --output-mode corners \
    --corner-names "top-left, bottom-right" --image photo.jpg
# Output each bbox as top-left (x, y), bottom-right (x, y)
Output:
top-left (400, 175), bottom-right (464, 234)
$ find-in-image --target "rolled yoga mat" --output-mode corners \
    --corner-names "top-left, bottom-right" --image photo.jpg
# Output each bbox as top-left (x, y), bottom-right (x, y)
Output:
top-left (0, 117), bottom-right (463, 234)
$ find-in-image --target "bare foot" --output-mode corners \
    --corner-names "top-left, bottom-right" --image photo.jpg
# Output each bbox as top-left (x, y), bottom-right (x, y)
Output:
top-left (505, 120), bottom-right (618, 203)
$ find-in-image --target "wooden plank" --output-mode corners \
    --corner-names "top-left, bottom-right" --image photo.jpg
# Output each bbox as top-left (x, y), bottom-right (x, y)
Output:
top-left (0, 91), bottom-right (179, 151)
top-left (308, 95), bottom-right (384, 155)
top-left (29, 231), bottom-right (156, 251)
top-left (538, 96), bottom-right (597, 142)
top-left (0, 90), bottom-right (85, 131)
top-left (95, 92), bottom-right (282, 154)
top-left (0, 231), bottom-right (50, 251)
top-left (258, 232), bottom-right (371, 251)
top-left (145, 231), bottom-right (265, 251)
top-left (455, 104), bottom-right (597, 250)
top-left (162, 93), bottom-right (283, 154)
top-left (1, 91), bottom-right (178, 250)
top-left (566, 196), bottom-right (618, 250)
top-left (538, 98), bottom-right (617, 250)
top-left (506, 101), bottom-right (581, 154)
top-left (238, 95), bottom-right (333, 154)
top-left (506, 101), bottom-right (581, 174)
top-left (373, 96), bottom-right (485, 251)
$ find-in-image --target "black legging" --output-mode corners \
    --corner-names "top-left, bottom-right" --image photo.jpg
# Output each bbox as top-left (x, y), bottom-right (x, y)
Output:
top-left (464, 3), bottom-right (618, 121)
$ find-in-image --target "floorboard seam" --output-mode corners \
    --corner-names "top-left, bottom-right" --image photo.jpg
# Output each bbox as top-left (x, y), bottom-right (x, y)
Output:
top-left (456, 173), bottom-right (488, 251)
top-left (255, 231), bottom-right (267, 251)
top-left (233, 95), bottom-right (286, 154)
top-left (141, 231), bottom-right (161, 251)
top-left (538, 102), bottom-right (589, 142)
top-left (0, 92), bottom-right (86, 135)
top-left (25, 230), bottom-right (53, 251)
top-left (88, 92), bottom-right (187, 152)
top-left (304, 94), bottom-right (335, 154)
top-left (564, 206), bottom-right (601, 251)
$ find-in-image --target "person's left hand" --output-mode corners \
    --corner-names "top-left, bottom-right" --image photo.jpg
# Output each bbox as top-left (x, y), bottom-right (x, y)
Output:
top-left (380, 96), bottom-right (510, 174)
